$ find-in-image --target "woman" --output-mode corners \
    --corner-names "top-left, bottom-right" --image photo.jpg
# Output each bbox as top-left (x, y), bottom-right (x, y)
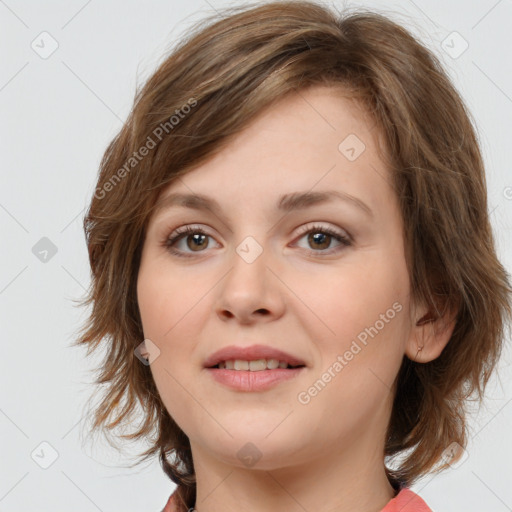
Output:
top-left (76, 2), bottom-right (512, 511)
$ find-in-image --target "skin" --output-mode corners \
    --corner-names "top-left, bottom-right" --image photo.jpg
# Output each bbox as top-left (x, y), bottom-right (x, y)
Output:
top-left (137, 85), bottom-right (455, 512)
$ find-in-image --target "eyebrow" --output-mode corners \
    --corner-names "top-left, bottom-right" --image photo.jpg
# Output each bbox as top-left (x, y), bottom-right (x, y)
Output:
top-left (153, 189), bottom-right (373, 219)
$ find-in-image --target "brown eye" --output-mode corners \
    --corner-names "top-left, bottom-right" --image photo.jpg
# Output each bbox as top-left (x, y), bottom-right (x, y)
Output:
top-left (184, 232), bottom-right (209, 251)
top-left (165, 223), bottom-right (352, 258)
top-left (294, 224), bottom-right (352, 255)
top-left (307, 232), bottom-right (332, 250)
top-left (166, 227), bottom-right (215, 256)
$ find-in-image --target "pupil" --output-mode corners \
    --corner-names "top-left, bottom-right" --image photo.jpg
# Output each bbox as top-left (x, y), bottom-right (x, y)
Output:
top-left (185, 232), bottom-right (331, 252)
top-left (188, 234), bottom-right (207, 251)
top-left (309, 232), bottom-right (330, 249)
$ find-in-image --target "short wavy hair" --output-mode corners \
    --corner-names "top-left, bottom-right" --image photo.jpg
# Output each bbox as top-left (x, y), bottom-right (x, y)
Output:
top-left (74, 1), bottom-right (512, 510)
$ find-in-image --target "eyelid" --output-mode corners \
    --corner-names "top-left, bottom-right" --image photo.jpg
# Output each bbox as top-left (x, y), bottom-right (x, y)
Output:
top-left (293, 222), bottom-right (352, 243)
top-left (164, 221), bottom-right (349, 241)
top-left (163, 221), bottom-right (352, 259)
top-left (163, 223), bottom-right (217, 246)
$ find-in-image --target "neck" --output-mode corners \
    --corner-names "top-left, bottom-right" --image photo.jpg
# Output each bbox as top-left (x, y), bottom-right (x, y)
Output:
top-left (189, 438), bottom-right (396, 512)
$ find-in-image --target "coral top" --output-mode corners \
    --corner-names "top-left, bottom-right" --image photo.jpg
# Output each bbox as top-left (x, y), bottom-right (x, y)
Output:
top-left (161, 487), bottom-right (431, 511)
top-left (381, 488), bottom-right (432, 511)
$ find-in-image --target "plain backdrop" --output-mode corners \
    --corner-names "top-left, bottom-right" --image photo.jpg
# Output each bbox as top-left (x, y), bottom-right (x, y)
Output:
top-left (1, 0), bottom-right (511, 511)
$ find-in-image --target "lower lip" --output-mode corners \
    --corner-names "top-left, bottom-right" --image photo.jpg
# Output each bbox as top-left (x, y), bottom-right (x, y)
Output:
top-left (205, 367), bottom-right (306, 391)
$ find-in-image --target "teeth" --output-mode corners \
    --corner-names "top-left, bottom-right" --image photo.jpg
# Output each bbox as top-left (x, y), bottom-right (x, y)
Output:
top-left (216, 358), bottom-right (294, 371)
top-left (267, 359), bottom-right (280, 369)
top-left (249, 359), bottom-right (266, 371)
top-left (234, 360), bottom-right (249, 370)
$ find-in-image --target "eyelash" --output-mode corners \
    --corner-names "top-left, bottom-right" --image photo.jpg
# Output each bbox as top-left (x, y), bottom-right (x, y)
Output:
top-left (163, 223), bottom-right (352, 258)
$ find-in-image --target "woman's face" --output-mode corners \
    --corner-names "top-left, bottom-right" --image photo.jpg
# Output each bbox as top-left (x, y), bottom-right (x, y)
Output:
top-left (137, 85), bottom-right (418, 470)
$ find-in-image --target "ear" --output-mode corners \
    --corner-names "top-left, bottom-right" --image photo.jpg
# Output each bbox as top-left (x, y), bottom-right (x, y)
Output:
top-left (405, 299), bottom-right (458, 363)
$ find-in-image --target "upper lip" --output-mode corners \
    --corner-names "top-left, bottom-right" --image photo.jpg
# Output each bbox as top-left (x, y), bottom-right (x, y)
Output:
top-left (204, 344), bottom-right (307, 368)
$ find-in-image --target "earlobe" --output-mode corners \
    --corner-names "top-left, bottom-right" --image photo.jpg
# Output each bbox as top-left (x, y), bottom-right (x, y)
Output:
top-left (405, 306), bottom-right (458, 363)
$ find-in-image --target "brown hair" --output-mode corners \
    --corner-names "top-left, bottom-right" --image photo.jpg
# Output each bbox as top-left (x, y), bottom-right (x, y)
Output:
top-left (74, 1), bottom-right (512, 509)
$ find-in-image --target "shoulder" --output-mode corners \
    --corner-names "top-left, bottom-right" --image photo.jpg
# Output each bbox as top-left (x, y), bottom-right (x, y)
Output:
top-left (380, 487), bottom-right (432, 512)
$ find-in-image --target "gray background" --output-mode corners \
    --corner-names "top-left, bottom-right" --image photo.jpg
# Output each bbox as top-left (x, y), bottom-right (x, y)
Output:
top-left (1, 0), bottom-right (511, 510)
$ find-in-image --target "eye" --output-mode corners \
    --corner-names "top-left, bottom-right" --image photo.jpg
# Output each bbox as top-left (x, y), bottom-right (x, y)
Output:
top-left (164, 225), bottom-right (218, 258)
top-left (164, 223), bottom-right (352, 258)
top-left (292, 223), bottom-right (352, 255)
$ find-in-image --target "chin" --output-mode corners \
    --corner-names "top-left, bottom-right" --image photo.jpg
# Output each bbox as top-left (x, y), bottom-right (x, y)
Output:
top-left (201, 428), bottom-right (307, 470)
top-left (212, 444), bottom-right (301, 471)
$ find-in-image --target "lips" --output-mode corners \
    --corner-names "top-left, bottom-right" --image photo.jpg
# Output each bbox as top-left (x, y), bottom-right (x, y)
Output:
top-left (203, 344), bottom-right (306, 369)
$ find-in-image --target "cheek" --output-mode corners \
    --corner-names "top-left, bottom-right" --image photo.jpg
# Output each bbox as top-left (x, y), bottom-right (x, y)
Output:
top-left (297, 248), bottom-right (409, 378)
top-left (137, 264), bottom-right (201, 432)
top-left (298, 267), bottom-right (407, 430)
top-left (309, 260), bottom-right (404, 329)
top-left (137, 256), bottom-right (204, 341)
top-left (136, 253), bottom-right (208, 400)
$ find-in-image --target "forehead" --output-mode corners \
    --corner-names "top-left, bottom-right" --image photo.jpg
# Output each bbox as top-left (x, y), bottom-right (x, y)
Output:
top-left (151, 85), bottom-right (394, 221)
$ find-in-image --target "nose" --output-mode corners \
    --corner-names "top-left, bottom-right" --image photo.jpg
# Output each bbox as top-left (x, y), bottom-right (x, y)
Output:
top-left (214, 238), bottom-right (286, 325)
